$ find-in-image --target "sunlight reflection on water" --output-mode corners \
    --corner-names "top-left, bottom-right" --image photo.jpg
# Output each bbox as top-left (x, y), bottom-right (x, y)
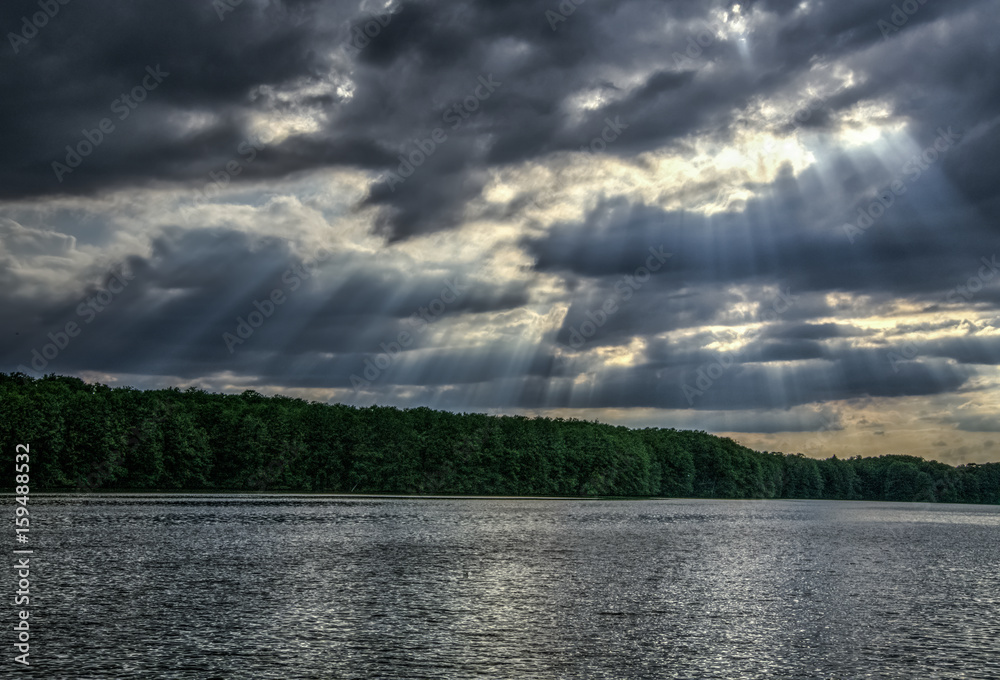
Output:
top-left (16, 497), bottom-right (1000, 679)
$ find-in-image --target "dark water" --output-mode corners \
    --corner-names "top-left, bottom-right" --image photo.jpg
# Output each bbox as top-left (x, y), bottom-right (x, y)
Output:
top-left (9, 496), bottom-right (1000, 679)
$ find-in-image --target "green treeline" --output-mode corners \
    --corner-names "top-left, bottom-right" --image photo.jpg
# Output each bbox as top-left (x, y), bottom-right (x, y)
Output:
top-left (2, 373), bottom-right (998, 503)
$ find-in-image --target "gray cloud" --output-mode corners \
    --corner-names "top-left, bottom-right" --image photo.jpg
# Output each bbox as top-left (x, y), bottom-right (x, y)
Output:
top-left (1, 0), bottom-right (999, 446)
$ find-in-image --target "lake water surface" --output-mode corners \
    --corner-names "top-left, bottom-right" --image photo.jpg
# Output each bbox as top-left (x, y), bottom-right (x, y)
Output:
top-left (13, 496), bottom-right (1000, 679)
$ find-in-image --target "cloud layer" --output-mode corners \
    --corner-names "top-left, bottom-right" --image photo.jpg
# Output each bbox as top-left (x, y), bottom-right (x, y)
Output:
top-left (2, 0), bottom-right (999, 463)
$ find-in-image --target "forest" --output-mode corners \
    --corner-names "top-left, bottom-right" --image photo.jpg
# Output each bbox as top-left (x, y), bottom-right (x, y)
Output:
top-left (2, 373), bottom-right (998, 503)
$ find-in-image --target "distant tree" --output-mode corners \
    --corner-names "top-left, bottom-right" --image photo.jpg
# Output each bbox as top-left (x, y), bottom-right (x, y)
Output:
top-left (1, 373), bottom-right (998, 502)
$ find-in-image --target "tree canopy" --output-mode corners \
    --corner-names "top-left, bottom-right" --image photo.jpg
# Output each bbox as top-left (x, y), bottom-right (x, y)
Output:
top-left (2, 373), bottom-right (997, 503)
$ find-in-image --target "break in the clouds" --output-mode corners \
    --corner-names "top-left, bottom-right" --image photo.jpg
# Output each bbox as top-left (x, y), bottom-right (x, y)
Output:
top-left (2, 0), bottom-right (999, 463)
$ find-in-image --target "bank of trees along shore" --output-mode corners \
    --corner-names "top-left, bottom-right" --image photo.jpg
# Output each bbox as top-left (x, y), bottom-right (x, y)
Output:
top-left (2, 373), bottom-right (999, 503)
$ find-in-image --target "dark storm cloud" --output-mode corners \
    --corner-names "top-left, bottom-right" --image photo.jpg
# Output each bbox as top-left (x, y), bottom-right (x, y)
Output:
top-left (949, 414), bottom-right (1000, 433)
top-left (917, 336), bottom-right (1000, 366)
top-left (356, 345), bottom-right (973, 412)
top-left (0, 0), bottom-right (344, 196)
top-left (527, 189), bottom-right (998, 312)
top-left (761, 323), bottom-right (868, 340)
top-left (355, 388), bottom-right (845, 434)
top-left (580, 350), bottom-right (973, 411)
top-left (0, 227), bottom-right (528, 382)
top-left (553, 283), bottom-right (757, 348)
top-left (2, 0), bottom-right (999, 434)
top-left (4, 222), bottom-right (972, 411)
top-left (2, 0), bottom-right (996, 241)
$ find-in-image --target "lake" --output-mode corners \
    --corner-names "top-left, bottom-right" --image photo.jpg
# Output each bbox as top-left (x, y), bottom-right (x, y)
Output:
top-left (11, 496), bottom-right (1000, 678)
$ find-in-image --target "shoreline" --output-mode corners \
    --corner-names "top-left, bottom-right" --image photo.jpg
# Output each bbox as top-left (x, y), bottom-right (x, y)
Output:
top-left (11, 492), bottom-right (1000, 507)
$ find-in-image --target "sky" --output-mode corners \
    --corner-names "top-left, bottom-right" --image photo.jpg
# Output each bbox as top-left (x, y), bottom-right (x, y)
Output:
top-left (1, 0), bottom-right (998, 464)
